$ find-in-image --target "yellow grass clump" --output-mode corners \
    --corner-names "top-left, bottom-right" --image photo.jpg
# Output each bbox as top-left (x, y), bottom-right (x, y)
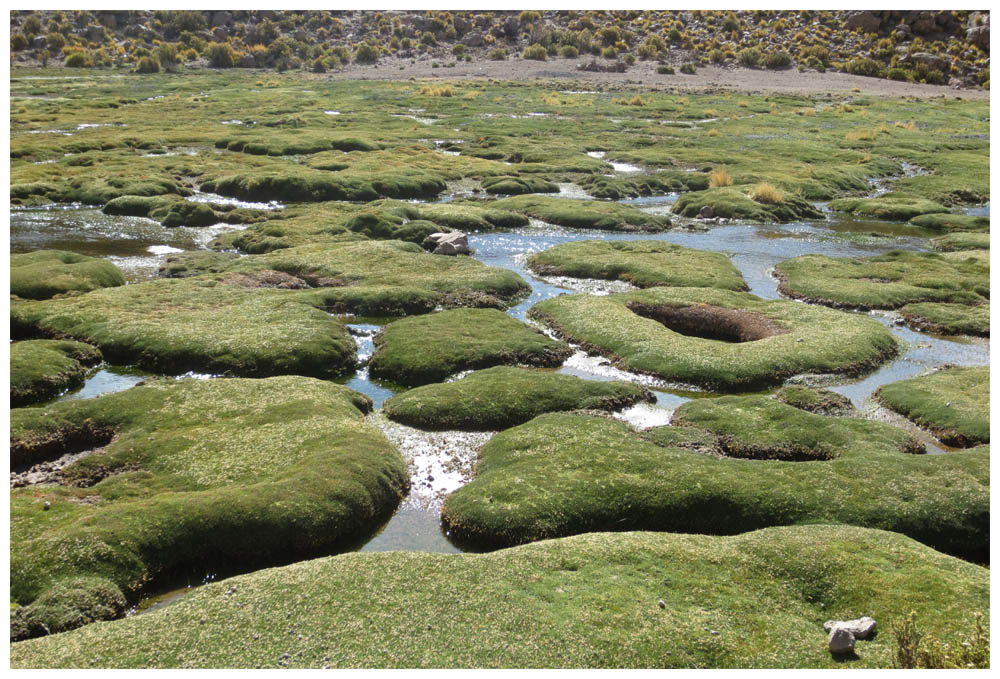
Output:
top-left (751, 182), bottom-right (784, 204)
top-left (708, 167), bottom-right (733, 188)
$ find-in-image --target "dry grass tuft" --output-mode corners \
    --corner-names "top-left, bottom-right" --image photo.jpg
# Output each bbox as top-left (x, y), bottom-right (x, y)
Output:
top-left (708, 167), bottom-right (733, 188)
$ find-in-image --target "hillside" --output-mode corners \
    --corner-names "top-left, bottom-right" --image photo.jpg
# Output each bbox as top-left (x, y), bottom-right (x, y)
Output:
top-left (8, 9), bottom-right (990, 89)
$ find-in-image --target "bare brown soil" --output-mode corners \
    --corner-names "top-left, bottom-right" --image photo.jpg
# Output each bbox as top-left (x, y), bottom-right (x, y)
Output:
top-left (309, 58), bottom-right (990, 100)
top-left (626, 302), bottom-right (789, 343)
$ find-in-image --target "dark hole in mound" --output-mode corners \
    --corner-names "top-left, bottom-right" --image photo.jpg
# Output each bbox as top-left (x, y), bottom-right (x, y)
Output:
top-left (626, 302), bottom-right (789, 343)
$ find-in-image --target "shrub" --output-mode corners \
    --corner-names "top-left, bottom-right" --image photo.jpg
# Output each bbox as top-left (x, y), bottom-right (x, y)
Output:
top-left (559, 44), bottom-right (578, 58)
top-left (623, 53), bottom-right (636, 65)
top-left (205, 42), bottom-right (237, 68)
top-left (709, 48), bottom-right (725, 63)
top-left (893, 611), bottom-right (989, 669)
top-left (452, 44), bottom-right (464, 56)
top-left (738, 47), bottom-right (762, 67)
top-left (354, 43), bottom-right (379, 63)
top-left (11, 33), bottom-right (28, 51)
top-left (488, 47), bottom-right (507, 60)
top-left (764, 51), bottom-right (792, 69)
top-left (679, 62), bottom-right (697, 74)
top-left (887, 67), bottom-right (912, 81)
top-left (312, 57), bottom-right (327, 73)
top-left (845, 58), bottom-right (886, 78)
top-left (601, 46), bottom-right (617, 59)
top-left (752, 183), bottom-right (784, 204)
top-left (64, 51), bottom-right (89, 68)
top-left (46, 31), bottom-right (65, 51)
top-left (523, 43), bottom-right (547, 61)
top-left (708, 167), bottom-right (733, 188)
top-left (136, 56), bottom-right (160, 73)
top-left (657, 65), bottom-right (675, 75)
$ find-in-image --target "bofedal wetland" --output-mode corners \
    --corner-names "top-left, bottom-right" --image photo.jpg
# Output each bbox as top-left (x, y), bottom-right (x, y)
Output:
top-left (8, 8), bottom-right (990, 669)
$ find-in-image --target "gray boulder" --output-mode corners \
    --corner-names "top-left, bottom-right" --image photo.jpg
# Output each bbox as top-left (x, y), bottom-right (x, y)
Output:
top-left (967, 25), bottom-right (990, 50)
top-left (845, 11), bottom-right (881, 34)
top-left (828, 626), bottom-right (856, 654)
top-left (428, 232), bottom-right (470, 256)
top-left (907, 52), bottom-right (950, 73)
top-left (825, 616), bottom-right (877, 640)
top-left (462, 31), bottom-right (484, 47)
top-left (698, 205), bottom-right (715, 219)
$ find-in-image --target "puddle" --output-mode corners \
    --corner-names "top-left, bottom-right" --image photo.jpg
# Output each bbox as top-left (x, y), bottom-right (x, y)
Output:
top-left (186, 191), bottom-right (283, 211)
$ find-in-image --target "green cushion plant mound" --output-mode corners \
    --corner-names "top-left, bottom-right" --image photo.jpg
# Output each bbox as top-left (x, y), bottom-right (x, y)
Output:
top-left (529, 287), bottom-right (899, 391)
top-left (673, 187), bottom-right (824, 223)
top-left (577, 171), bottom-right (709, 200)
top-left (102, 195), bottom-right (253, 228)
top-left (876, 367), bottom-right (989, 447)
top-left (9, 376), bottom-right (408, 640)
top-left (239, 240), bottom-right (531, 314)
top-left (216, 134), bottom-right (377, 156)
top-left (8, 526), bottom-right (989, 669)
top-left (491, 195), bottom-right (672, 232)
top-left (11, 176), bottom-right (189, 206)
top-left (671, 394), bottom-right (922, 461)
top-left (383, 366), bottom-right (654, 431)
top-left (10, 340), bottom-right (103, 407)
top-left (442, 407), bottom-right (987, 559)
top-left (907, 213), bottom-right (989, 232)
top-left (369, 309), bottom-right (573, 386)
top-left (200, 168), bottom-right (446, 202)
top-left (900, 302), bottom-right (989, 337)
top-left (775, 251), bottom-right (989, 310)
top-left (158, 251), bottom-right (241, 278)
top-left (480, 175), bottom-right (560, 195)
top-left (774, 385), bottom-right (854, 415)
top-left (11, 277), bottom-right (357, 378)
top-left (527, 240), bottom-right (748, 291)
top-left (11, 250), bottom-right (126, 300)
top-left (929, 232), bottom-right (989, 252)
top-left (827, 192), bottom-right (950, 221)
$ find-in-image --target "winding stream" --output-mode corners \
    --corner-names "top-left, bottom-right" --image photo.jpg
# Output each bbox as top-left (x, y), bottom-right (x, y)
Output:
top-left (12, 188), bottom-right (989, 610)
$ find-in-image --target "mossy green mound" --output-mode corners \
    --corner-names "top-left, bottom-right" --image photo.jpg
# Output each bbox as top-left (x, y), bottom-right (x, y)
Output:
top-left (828, 192), bottom-right (950, 221)
top-left (900, 302), bottom-right (989, 337)
top-left (239, 240), bottom-right (531, 315)
top-left (9, 376), bottom-right (407, 640)
top-left (158, 251), bottom-right (241, 278)
top-left (529, 287), bottom-right (898, 391)
top-left (201, 168), bottom-right (445, 202)
top-left (103, 195), bottom-right (269, 228)
top-left (10, 340), bottom-right (103, 407)
top-left (216, 133), bottom-right (377, 156)
top-left (9, 526), bottom-right (989, 669)
top-left (442, 407), bottom-right (987, 559)
top-left (908, 213), bottom-right (989, 232)
top-left (11, 277), bottom-right (357, 378)
top-left (369, 309), bottom-right (573, 387)
top-left (11, 175), bottom-right (189, 206)
top-left (527, 240), bottom-right (748, 291)
top-left (673, 187), bottom-right (824, 222)
top-left (930, 231), bottom-right (989, 252)
top-left (671, 394), bottom-right (922, 461)
top-left (481, 175), bottom-right (559, 195)
top-left (578, 170), bottom-right (709, 200)
top-left (876, 367), bottom-right (989, 447)
top-left (340, 200), bottom-right (527, 246)
top-left (775, 251), bottom-right (989, 310)
top-left (383, 366), bottom-right (653, 431)
top-left (492, 195), bottom-right (672, 231)
top-left (11, 250), bottom-right (125, 301)
top-left (774, 385), bottom-right (854, 415)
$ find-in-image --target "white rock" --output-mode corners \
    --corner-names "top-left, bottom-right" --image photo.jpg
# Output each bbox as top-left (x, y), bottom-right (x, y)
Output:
top-left (828, 626), bottom-right (856, 654)
top-left (824, 616), bottom-right (877, 640)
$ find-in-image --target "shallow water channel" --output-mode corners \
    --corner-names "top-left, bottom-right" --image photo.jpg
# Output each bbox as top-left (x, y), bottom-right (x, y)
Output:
top-left (13, 193), bottom-right (989, 610)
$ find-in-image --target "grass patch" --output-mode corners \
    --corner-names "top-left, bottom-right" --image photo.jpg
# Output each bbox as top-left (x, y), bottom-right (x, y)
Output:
top-left (528, 287), bottom-right (899, 391)
top-left (9, 376), bottom-right (407, 639)
top-left (8, 526), bottom-right (989, 668)
top-left (442, 406), bottom-right (986, 560)
top-left (673, 187), bottom-right (824, 222)
top-left (526, 240), bottom-right (748, 291)
top-left (827, 193), bottom-right (950, 221)
top-left (774, 385), bottom-right (854, 415)
top-left (10, 340), bottom-right (103, 406)
top-left (576, 170), bottom-right (709, 200)
top-left (11, 250), bottom-right (125, 300)
top-left (11, 277), bottom-right (358, 378)
top-left (201, 168), bottom-right (446, 202)
top-left (929, 232), bottom-right (989, 252)
top-left (900, 302), bottom-right (989, 337)
top-left (369, 309), bottom-right (572, 386)
top-left (383, 366), bottom-right (653, 431)
top-left (775, 250), bottom-right (989, 310)
top-left (907, 213), bottom-right (989, 232)
top-left (480, 176), bottom-right (559, 196)
top-left (491, 195), bottom-right (672, 232)
top-left (876, 367), bottom-right (989, 447)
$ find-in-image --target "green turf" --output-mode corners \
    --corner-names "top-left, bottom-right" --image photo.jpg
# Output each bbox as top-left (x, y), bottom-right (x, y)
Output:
top-left (8, 526), bottom-right (989, 668)
top-left (775, 250), bottom-right (989, 310)
top-left (673, 186), bottom-right (824, 222)
top-left (827, 192), bottom-right (950, 221)
top-left (11, 250), bottom-right (125, 300)
top-left (907, 213), bottom-right (989, 232)
top-left (929, 232), bottom-right (989, 252)
top-left (383, 366), bottom-right (654, 430)
top-left (773, 385), bottom-right (854, 415)
top-left (491, 195), bottom-right (672, 231)
top-left (899, 302), bottom-right (989, 337)
top-left (10, 340), bottom-right (104, 406)
top-left (9, 376), bottom-right (407, 639)
top-left (442, 405), bottom-right (986, 560)
top-left (369, 309), bottom-right (573, 386)
top-left (527, 240), bottom-right (748, 290)
top-left (529, 287), bottom-right (899, 391)
top-left (876, 367), bottom-right (989, 447)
